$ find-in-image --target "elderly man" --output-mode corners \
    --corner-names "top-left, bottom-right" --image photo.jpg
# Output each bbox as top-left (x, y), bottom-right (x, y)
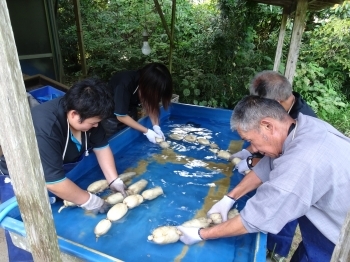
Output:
top-left (232, 70), bottom-right (316, 174)
top-left (229, 70), bottom-right (317, 261)
top-left (177, 96), bottom-right (350, 262)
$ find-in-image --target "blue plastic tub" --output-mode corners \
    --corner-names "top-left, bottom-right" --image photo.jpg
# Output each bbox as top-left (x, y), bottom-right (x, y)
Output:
top-left (0, 103), bottom-right (266, 262)
top-left (28, 85), bottom-right (66, 104)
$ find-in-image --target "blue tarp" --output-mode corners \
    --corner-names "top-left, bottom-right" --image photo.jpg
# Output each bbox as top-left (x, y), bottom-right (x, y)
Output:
top-left (0, 103), bottom-right (266, 262)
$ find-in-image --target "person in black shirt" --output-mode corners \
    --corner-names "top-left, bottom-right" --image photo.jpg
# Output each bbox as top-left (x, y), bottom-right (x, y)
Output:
top-left (1, 78), bottom-right (127, 208)
top-left (250, 70), bottom-right (316, 120)
top-left (1, 78), bottom-right (128, 261)
top-left (101, 63), bottom-right (173, 143)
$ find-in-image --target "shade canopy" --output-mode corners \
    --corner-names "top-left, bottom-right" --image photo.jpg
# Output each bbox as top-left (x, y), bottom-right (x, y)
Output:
top-left (248, 0), bottom-right (343, 12)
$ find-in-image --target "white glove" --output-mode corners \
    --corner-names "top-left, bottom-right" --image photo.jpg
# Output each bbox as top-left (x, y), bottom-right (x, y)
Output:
top-left (80, 192), bottom-right (110, 214)
top-left (207, 195), bottom-right (236, 222)
top-left (109, 178), bottom-right (127, 197)
top-left (229, 149), bottom-right (252, 161)
top-left (229, 149), bottom-right (252, 174)
top-left (235, 159), bottom-right (251, 174)
top-left (144, 129), bottom-right (162, 143)
top-left (177, 226), bottom-right (204, 245)
top-left (153, 125), bottom-right (165, 139)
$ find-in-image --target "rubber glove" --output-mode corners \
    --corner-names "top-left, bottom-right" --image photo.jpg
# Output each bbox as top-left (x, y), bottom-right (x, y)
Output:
top-left (177, 226), bottom-right (204, 245)
top-left (207, 195), bottom-right (236, 222)
top-left (229, 149), bottom-right (252, 174)
top-left (144, 129), bottom-right (162, 143)
top-left (229, 149), bottom-right (252, 161)
top-left (235, 158), bottom-right (252, 174)
top-left (79, 192), bottom-right (110, 214)
top-left (153, 125), bottom-right (165, 140)
top-left (109, 178), bottom-right (128, 197)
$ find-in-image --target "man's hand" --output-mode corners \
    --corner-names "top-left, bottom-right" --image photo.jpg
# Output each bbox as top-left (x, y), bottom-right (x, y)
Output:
top-left (229, 149), bottom-right (252, 161)
top-left (153, 125), bottom-right (165, 140)
top-left (144, 129), bottom-right (162, 143)
top-left (235, 159), bottom-right (251, 174)
top-left (229, 149), bottom-right (252, 174)
top-left (207, 195), bottom-right (236, 222)
top-left (80, 192), bottom-right (110, 214)
top-left (177, 226), bottom-right (204, 245)
top-left (109, 178), bottom-right (127, 197)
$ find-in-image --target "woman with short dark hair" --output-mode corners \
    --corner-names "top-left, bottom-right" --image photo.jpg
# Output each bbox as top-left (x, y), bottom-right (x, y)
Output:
top-left (0, 78), bottom-right (127, 261)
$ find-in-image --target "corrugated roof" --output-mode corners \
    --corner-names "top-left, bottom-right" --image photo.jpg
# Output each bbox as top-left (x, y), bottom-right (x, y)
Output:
top-left (248, 0), bottom-right (343, 12)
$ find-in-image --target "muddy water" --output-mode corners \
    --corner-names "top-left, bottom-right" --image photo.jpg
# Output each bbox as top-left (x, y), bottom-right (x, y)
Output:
top-left (103, 141), bottom-right (237, 258)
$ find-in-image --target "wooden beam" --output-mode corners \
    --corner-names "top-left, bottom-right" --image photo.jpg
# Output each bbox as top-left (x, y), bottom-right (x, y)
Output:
top-left (73, 0), bottom-right (87, 77)
top-left (284, 0), bottom-right (308, 85)
top-left (331, 211), bottom-right (350, 261)
top-left (273, 8), bottom-right (288, 72)
top-left (0, 0), bottom-right (62, 261)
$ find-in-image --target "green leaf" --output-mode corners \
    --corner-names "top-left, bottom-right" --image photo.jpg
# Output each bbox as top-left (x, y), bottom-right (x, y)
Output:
top-left (183, 89), bottom-right (190, 97)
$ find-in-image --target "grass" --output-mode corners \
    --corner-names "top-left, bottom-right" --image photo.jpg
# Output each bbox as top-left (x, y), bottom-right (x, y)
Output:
top-left (286, 226), bottom-right (302, 261)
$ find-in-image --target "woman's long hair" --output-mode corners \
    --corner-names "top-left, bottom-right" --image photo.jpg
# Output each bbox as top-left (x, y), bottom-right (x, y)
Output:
top-left (138, 63), bottom-right (173, 117)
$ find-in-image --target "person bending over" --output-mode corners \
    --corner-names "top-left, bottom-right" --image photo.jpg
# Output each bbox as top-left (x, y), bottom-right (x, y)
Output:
top-left (177, 95), bottom-right (350, 262)
top-left (229, 70), bottom-right (317, 261)
top-left (101, 62), bottom-right (173, 143)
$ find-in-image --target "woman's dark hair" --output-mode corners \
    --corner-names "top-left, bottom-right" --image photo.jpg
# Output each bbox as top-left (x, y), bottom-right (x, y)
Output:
top-left (139, 63), bottom-right (173, 116)
top-left (62, 78), bottom-right (114, 121)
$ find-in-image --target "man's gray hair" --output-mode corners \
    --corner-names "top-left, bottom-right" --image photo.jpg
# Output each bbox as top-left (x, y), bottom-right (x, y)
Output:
top-left (249, 70), bottom-right (292, 101)
top-left (231, 96), bottom-right (289, 132)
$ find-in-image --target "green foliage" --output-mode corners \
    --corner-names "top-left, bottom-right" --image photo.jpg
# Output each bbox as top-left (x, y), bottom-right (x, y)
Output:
top-left (294, 1), bottom-right (350, 123)
top-left (57, 0), bottom-right (282, 108)
top-left (327, 104), bottom-right (350, 137)
top-left (172, 0), bottom-right (281, 108)
top-left (299, 1), bottom-right (350, 99)
top-left (294, 62), bottom-right (347, 120)
top-left (56, 0), bottom-right (350, 135)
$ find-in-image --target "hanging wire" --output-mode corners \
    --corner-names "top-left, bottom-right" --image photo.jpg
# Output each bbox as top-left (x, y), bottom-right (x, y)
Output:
top-left (143, 0), bottom-right (147, 31)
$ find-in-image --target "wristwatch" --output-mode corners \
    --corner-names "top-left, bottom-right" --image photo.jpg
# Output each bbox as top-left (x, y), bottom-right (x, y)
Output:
top-left (247, 156), bottom-right (254, 169)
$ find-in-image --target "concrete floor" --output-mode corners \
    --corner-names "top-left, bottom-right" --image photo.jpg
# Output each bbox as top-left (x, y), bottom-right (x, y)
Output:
top-left (0, 145), bottom-right (9, 261)
top-left (0, 227), bottom-right (9, 262)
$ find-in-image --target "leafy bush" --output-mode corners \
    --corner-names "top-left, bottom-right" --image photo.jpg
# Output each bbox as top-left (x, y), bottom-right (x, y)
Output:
top-left (294, 62), bottom-right (347, 120)
top-left (294, 1), bottom-right (350, 122)
top-left (56, 0), bottom-right (350, 136)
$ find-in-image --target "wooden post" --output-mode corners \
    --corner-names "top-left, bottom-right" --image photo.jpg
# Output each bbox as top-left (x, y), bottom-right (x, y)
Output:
top-left (284, 0), bottom-right (308, 85)
top-left (273, 8), bottom-right (288, 72)
top-left (73, 0), bottom-right (87, 77)
top-left (169, 0), bottom-right (177, 73)
top-left (0, 1), bottom-right (62, 261)
top-left (331, 211), bottom-right (350, 261)
top-left (153, 0), bottom-right (172, 41)
top-left (153, 0), bottom-right (175, 73)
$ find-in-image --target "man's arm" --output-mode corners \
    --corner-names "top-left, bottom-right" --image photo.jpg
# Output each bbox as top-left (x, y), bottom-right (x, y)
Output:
top-left (94, 146), bottom-right (127, 196)
top-left (177, 214), bottom-right (248, 245)
top-left (94, 145), bottom-right (119, 183)
top-left (227, 171), bottom-right (262, 200)
top-left (47, 179), bottom-right (89, 205)
top-left (47, 179), bottom-right (109, 213)
top-left (201, 215), bottom-right (248, 239)
top-left (207, 171), bottom-right (262, 221)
